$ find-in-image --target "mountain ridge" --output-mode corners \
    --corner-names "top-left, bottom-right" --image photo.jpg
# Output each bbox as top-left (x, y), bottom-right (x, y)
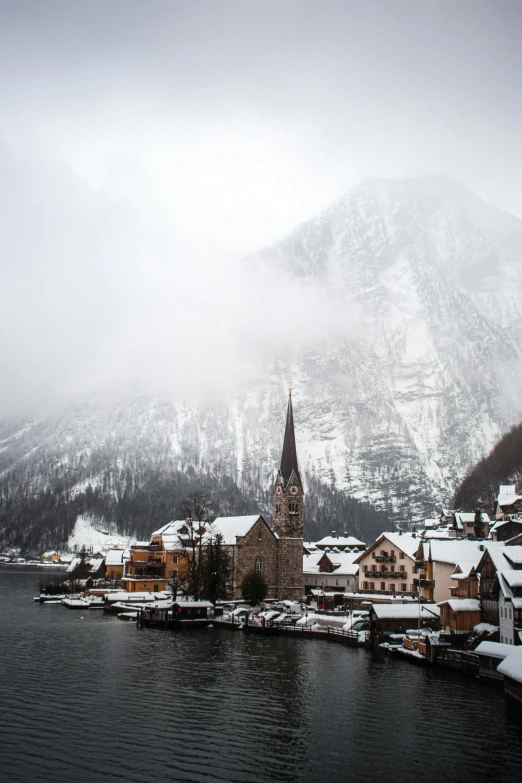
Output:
top-left (3, 176), bottom-right (522, 550)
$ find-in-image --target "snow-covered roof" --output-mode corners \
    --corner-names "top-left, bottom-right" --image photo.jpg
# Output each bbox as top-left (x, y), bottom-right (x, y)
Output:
top-left (212, 515), bottom-right (264, 545)
top-left (503, 550), bottom-right (522, 565)
top-left (497, 647), bottom-right (522, 684)
top-left (303, 551), bottom-right (359, 576)
top-left (450, 562), bottom-right (476, 580)
top-left (474, 641), bottom-right (514, 659)
top-left (372, 603), bottom-right (440, 620)
top-left (174, 601), bottom-right (213, 608)
top-left (424, 540), bottom-right (488, 566)
top-left (105, 549), bottom-right (124, 566)
top-left (437, 598), bottom-right (481, 612)
top-left (67, 557), bottom-right (81, 572)
top-left (423, 519), bottom-right (440, 529)
top-left (315, 535), bottom-right (366, 548)
top-left (354, 532), bottom-right (420, 563)
top-left (303, 553), bottom-right (323, 573)
top-left (497, 485), bottom-right (522, 508)
top-left (42, 550), bottom-right (59, 557)
top-left (500, 570), bottom-right (522, 588)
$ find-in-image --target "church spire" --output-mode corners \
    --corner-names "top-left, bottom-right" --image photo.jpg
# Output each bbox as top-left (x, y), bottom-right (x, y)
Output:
top-left (280, 388), bottom-right (300, 487)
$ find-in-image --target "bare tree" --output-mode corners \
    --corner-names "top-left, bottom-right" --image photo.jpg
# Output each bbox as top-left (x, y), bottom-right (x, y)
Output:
top-left (177, 491), bottom-right (216, 600)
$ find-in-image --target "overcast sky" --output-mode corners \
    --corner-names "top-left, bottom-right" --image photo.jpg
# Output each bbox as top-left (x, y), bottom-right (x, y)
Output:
top-left (1, 1), bottom-right (521, 415)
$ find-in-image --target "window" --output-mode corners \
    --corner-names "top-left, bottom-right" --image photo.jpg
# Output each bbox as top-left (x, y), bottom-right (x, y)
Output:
top-left (154, 585), bottom-right (159, 592)
top-left (276, 503), bottom-right (281, 513)
top-left (255, 558), bottom-right (264, 575)
top-left (172, 555), bottom-right (178, 564)
top-left (381, 582), bottom-right (386, 591)
top-left (401, 583), bottom-right (407, 592)
top-left (171, 569), bottom-right (178, 578)
top-left (369, 582), bottom-right (375, 590)
top-left (363, 581), bottom-right (368, 590)
top-left (372, 552), bottom-right (376, 559)
top-left (389, 584), bottom-right (395, 593)
top-left (501, 607), bottom-right (504, 617)
top-left (399, 552), bottom-right (404, 559)
top-left (315, 579), bottom-right (317, 585)
top-left (336, 579), bottom-right (339, 586)
top-left (289, 502), bottom-right (299, 514)
top-left (258, 531), bottom-right (262, 540)
top-left (391, 549), bottom-right (395, 556)
top-left (363, 565), bottom-right (368, 573)
top-left (509, 608), bottom-right (512, 619)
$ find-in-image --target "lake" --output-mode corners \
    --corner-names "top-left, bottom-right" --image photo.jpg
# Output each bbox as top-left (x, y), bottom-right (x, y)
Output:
top-left (1, 565), bottom-right (521, 783)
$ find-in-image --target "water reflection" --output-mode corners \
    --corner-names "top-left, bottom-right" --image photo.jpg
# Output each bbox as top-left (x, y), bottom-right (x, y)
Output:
top-left (0, 566), bottom-right (521, 783)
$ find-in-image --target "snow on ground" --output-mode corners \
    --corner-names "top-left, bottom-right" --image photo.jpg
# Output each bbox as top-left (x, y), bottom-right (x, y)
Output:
top-left (67, 515), bottom-right (137, 553)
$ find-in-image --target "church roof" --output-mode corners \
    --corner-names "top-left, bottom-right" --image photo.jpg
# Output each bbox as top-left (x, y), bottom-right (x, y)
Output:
top-left (280, 391), bottom-right (301, 487)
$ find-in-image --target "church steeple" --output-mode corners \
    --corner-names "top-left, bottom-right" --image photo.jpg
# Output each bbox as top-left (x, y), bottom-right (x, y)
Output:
top-left (280, 389), bottom-right (300, 488)
top-left (273, 387), bottom-right (304, 539)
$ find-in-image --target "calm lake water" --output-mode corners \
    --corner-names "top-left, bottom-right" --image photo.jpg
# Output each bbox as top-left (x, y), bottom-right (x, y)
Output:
top-left (1, 566), bottom-right (522, 783)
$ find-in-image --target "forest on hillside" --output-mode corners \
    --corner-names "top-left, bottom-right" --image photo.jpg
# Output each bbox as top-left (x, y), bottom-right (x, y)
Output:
top-left (0, 459), bottom-right (389, 555)
top-left (453, 422), bottom-right (522, 512)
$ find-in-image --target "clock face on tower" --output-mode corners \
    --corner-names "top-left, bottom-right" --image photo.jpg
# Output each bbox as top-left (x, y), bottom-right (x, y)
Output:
top-left (290, 486), bottom-right (298, 495)
top-left (276, 486), bottom-right (282, 495)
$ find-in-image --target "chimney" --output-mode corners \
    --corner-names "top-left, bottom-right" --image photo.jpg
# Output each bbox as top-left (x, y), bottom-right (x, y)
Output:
top-left (332, 531), bottom-right (337, 539)
top-left (344, 530), bottom-right (348, 537)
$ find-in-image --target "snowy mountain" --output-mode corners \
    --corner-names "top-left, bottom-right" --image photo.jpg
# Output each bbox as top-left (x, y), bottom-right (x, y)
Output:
top-left (3, 176), bottom-right (522, 550)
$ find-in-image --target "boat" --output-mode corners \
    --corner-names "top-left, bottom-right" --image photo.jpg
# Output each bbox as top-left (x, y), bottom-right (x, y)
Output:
top-left (117, 611), bottom-right (139, 621)
top-left (34, 594), bottom-right (67, 603)
top-left (62, 597), bottom-right (90, 609)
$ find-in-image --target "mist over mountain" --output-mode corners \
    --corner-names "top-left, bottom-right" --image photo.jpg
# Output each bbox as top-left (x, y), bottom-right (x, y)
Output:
top-left (2, 176), bottom-right (522, 553)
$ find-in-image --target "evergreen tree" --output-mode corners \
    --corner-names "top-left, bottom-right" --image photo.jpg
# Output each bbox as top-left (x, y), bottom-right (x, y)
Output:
top-left (201, 533), bottom-right (231, 604)
top-left (241, 570), bottom-right (267, 605)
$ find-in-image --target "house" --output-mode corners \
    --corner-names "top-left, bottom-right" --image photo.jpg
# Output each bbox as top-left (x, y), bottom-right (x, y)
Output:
top-left (448, 563), bottom-right (479, 599)
top-left (303, 550), bottom-right (359, 599)
top-left (498, 571), bottom-right (522, 645)
top-left (354, 532), bottom-right (420, 596)
top-left (490, 518), bottom-right (522, 542)
top-left (414, 539), bottom-right (495, 603)
top-left (438, 599), bottom-right (481, 634)
top-left (40, 551), bottom-right (61, 564)
top-left (122, 542), bottom-right (168, 593)
top-left (105, 548), bottom-right (124, 581)
top-left (494, 485), bottom-right (522, 519)
top-left (497, 646), bottom-right (522, 710)
top-left (476, 544), bottom-right (522, 641)
top-left (453, 511), bottom-right (491, 538)
top-left (67, 555), bottom-right (106, 581)
top-left (474, 641), bottom-right (514, 683)
top-left (370, 602), bottom-right (440, 641)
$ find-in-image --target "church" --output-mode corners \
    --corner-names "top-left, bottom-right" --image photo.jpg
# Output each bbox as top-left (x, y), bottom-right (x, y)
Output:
top-left (148, 389), bottom-right (304, 600)
top-left (218, 388), bottom-right (305, 600)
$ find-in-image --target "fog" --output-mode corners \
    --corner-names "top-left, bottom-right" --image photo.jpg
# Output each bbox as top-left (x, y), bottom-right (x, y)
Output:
top-left (1, 0), bottom-right (521, 415)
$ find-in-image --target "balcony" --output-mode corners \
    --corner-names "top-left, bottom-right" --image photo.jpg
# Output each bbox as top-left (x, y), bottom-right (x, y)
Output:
top-left (413, 578), bottom-right (434, 588)
top-left (375, 555), bottom-right (396, 563)
top-left (129, 559), bottom-right (164, 569)
top-left (365, 570), bottom-right (407, 579)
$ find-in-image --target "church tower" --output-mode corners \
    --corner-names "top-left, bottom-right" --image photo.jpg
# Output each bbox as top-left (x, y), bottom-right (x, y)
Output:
top-left (273, 388), bottom-right (304, 539)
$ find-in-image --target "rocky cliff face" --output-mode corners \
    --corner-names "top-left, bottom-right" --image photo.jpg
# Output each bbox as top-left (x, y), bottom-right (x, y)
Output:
top-left (2, 177), bottom-right (522, 549)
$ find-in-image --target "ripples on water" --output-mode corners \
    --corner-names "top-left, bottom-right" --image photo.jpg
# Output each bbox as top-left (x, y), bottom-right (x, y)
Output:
top-left (1, 566), bottom-right (521, 783)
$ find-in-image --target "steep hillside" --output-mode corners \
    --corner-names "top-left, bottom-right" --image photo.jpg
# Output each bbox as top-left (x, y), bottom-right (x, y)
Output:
top-left (453, 422), bottom-right (522, 512)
